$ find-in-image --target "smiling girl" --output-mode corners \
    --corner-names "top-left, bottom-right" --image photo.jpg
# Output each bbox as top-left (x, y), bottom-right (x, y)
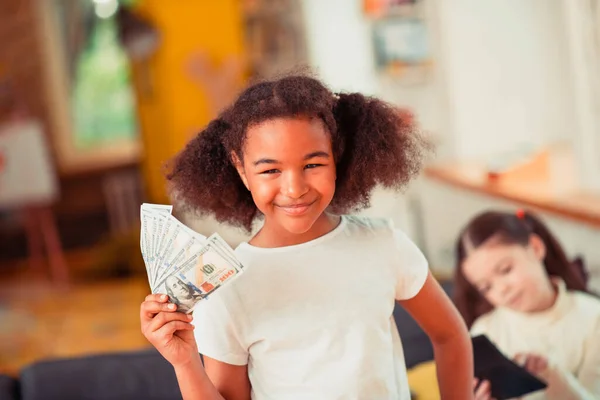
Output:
top-left (140, 74), bottom-right (474, 400)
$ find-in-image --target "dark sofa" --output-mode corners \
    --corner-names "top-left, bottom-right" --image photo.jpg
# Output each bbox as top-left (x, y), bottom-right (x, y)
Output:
top-left (0, 283), bottom-right (452, 400)
top-left (1, 349), bottom-right (182, 400)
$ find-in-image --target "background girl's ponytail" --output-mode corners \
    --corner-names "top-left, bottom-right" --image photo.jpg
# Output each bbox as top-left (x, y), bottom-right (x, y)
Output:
top-left (519, 211), bottom-right (588, 291)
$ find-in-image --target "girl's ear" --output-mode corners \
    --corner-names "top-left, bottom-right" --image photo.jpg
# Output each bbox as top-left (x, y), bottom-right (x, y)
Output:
top-left (529, 234), bottom-right (546, 261)
top-left (231, 151), bottom-right (249, 190)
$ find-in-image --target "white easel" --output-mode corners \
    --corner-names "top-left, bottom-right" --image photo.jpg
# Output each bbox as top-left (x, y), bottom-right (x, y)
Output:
top-left (0, 118), bottom-right (68, 286)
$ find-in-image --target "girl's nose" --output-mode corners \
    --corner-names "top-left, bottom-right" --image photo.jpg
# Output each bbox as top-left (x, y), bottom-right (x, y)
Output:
top-left (281, 171), bottom-right (309, 199)
top-left (497, 281), bottom-right (512, 298)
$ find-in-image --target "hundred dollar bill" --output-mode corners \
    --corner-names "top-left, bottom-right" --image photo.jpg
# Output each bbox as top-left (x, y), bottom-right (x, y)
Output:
top-left (153, 218), bottom-right (206, 290)
top-left (152, 233), bottom-right (243, 313)
top-left (140, 203), bottom-right (172, 287)
top-left (140, 203), bottom-right (245, 313)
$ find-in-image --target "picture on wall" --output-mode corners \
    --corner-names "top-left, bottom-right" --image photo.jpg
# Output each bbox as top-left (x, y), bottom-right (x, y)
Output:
top-left (372, 17), bottom-right (431, 84)
top-left (242, 0), bottom-right (308, 79)
top-left (364, 0), bottom-right (419, 18)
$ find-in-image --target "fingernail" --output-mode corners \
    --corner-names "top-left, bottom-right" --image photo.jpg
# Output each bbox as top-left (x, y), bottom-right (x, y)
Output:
top-left (187, 314), bottom-right (193, 320)
top-left (168, 304), bottom-right (176, 310)
top-left (161, 295), bottom-right (168, 301)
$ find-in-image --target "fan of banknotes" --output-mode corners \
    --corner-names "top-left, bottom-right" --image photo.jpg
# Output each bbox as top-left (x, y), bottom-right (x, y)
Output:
top-left (140, 203), bottom-right (245, 313)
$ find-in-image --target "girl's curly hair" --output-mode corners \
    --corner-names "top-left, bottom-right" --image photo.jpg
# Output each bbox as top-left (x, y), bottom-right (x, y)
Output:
top-left (166, 74), bottom-right (431, 231)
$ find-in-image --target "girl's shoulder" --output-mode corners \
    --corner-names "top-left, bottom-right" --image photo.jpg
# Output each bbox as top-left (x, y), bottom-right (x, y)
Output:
top-left (343, 216), bottom-right (426, 268)
top-left (343, 215), bottom-right (418, 242)
top-left (569, 290), bottom-right (600, 318)
top-left (342, 215), bottom-right (411, 246)
top-left (343, 215), bottom-right (415, 237)
top-left (343, 215), bottom-right (394, 233)
top-left (567, 291), bottom-right (600, 340)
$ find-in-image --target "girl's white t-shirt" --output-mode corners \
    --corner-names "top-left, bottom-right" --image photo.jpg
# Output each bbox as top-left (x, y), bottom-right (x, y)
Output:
top-left (193, 215), bottom-right (429, 400)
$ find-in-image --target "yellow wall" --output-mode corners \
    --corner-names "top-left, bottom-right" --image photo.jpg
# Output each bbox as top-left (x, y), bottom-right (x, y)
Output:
top-left (132, 0), bottom-right (246, 203)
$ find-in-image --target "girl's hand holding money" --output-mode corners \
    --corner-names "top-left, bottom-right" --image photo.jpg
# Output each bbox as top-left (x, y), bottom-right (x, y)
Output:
top-left (140, 293), bottom-right (199, 368)
top-left (141, 294), bottom-right (235, 399)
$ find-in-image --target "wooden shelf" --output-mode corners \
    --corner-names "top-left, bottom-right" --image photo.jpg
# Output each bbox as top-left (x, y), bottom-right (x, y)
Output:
top-left (424, 161), bottom-right (600, 228)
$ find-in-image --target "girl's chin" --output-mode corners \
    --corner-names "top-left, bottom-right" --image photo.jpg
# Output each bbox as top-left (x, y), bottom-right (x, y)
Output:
top-left (280, 218), bottom-right (318, 235)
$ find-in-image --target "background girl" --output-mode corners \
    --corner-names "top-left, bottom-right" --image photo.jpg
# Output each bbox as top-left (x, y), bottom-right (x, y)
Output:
top-left (454, 210), bottom-right (600, 399)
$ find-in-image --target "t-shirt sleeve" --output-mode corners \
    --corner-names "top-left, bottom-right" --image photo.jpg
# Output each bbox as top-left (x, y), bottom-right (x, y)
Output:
top-left (192, 291), bottom-right (248, 366)
top-left (390, 225), bottom-right (429, 300)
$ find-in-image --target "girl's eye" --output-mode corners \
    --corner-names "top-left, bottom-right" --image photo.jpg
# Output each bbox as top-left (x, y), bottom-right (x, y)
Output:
top-left (305, 164), bottom-right (323, 169)
top-left (499, 265), bottom-right (513, 275)
top-left (260, 169), bottom-right (280, 174)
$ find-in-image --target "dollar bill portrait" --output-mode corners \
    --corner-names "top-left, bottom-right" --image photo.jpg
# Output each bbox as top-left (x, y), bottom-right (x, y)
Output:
top-left (165, 275), bottom-right (205, 313)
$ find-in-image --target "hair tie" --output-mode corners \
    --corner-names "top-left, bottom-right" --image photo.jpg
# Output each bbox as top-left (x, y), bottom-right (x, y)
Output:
top-left (516, 209), bottom-right (526, 220)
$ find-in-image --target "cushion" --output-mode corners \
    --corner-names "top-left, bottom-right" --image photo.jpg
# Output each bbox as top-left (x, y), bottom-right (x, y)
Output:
top-left (0, 374), bottom-right (19, 400)
top-left (407, 361), bottom-right (439, 400)
top-left (20, 348), bottom-right (182, 400)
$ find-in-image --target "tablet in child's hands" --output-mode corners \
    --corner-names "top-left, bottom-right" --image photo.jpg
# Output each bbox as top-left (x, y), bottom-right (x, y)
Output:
top-left (472, 335), bottom-right (547, 400)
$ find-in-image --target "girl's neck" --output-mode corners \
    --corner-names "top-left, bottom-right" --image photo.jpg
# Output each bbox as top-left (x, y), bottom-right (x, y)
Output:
top-left (530, 279), bottom-right (559, 313)
top-left (250, 213), bottom-right (340, 248)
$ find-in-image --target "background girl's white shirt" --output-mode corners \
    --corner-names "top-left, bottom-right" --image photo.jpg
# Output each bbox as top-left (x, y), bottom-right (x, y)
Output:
top-left (193, 215), bottom-right (429, 400)
top-left (471, 280), bottom-right (600, 400)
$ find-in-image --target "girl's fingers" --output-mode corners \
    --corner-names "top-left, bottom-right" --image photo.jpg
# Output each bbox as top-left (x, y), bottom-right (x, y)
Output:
top-left (536, 355), bottom-right (548, 371)
top-left (141, 300), bottom-right (178, 317)
top-left (145, 293), bottom-right (169, 303)
top-left (474, 379), bottom-right (491, 400)
top-left (530, 357), bottom-right (540, 372)
top-left (514, 353), bottom-right (548, 374)
top-left (153, 320), bottom-right (195, 340)
top-left (140, 296), bottom-right (178, 327)
top-left (514, 353), bottom-right (526, 367)
top-left (530, 355), bottom-right (548, 374)
top-left (148, 311), bottom-right (193, 333)
top-left (524, 355), bottom-right (539, 374)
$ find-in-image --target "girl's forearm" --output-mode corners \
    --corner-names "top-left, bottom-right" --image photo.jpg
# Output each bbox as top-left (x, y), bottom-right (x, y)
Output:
top-left (175, 356), bottom-right (225, 400)
top-left (432, 330), bottom-right (474, 400)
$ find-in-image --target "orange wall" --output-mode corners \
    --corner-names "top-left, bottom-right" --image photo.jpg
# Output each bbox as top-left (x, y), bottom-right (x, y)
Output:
top-left (132, 0), bottom-right (246, 203)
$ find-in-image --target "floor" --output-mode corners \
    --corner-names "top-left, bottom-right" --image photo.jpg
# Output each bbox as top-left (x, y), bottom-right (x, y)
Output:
top-left (0, 255), bottom-right (151, 376)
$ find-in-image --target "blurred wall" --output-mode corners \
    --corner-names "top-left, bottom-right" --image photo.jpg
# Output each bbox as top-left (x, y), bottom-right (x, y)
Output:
top-left (302, 0), bottom-right (575, 161)
top-left (133, 0), bottom-right (246, 204)
top-left (436, 0), bottom-right (573, 160)
top-left (301, 0), bottom-right (378, 95)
